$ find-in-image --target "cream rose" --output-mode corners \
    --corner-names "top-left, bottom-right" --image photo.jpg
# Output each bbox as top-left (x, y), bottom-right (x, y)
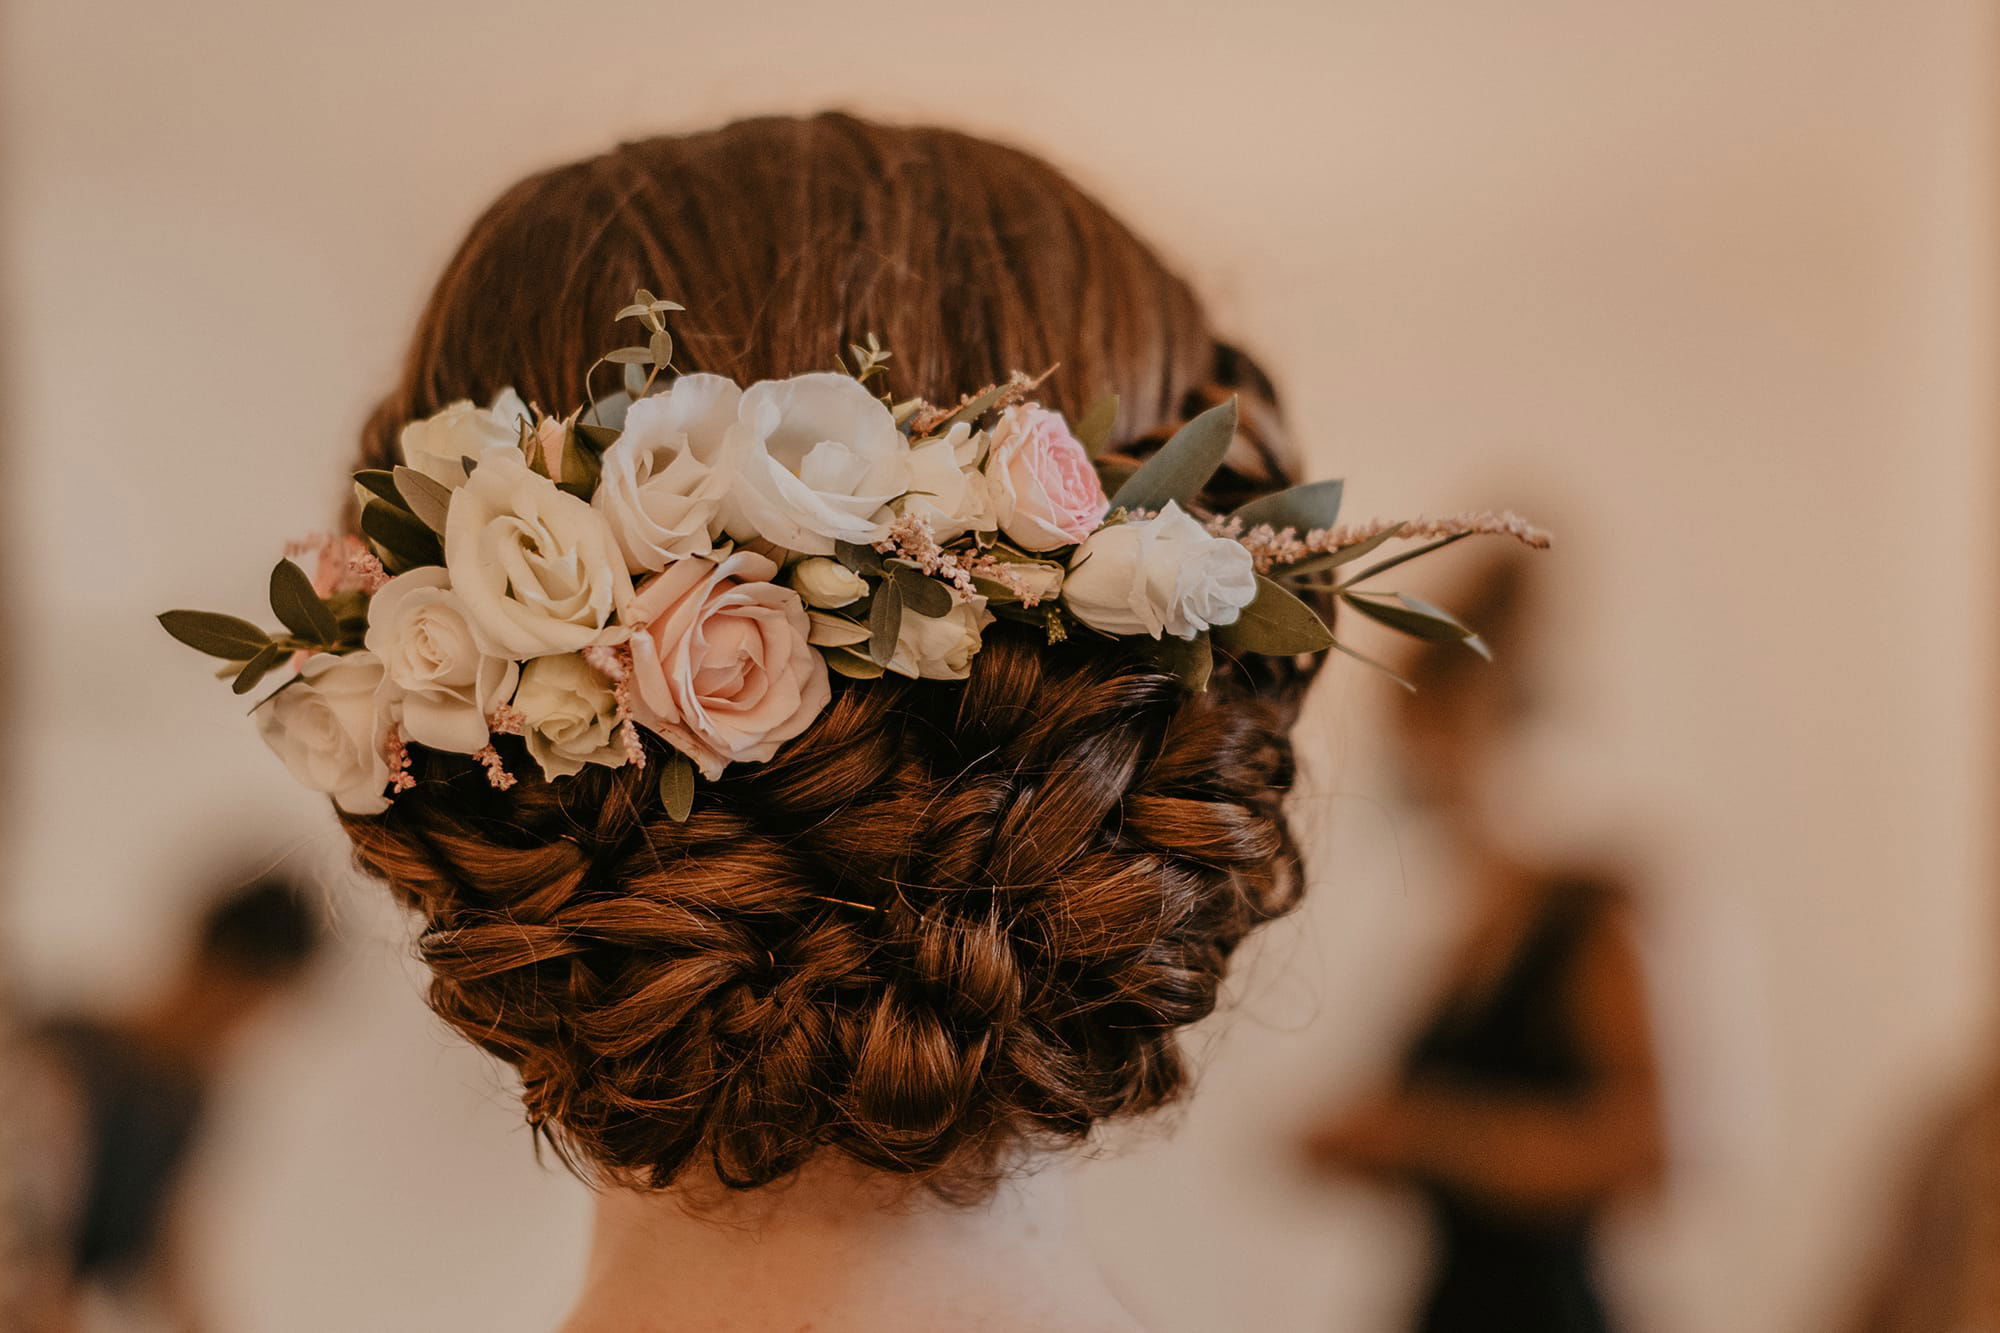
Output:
top-left (886, 590), bottom-right (993, 681)
top-left (625, 548), bottom-right (831, 779)
top-left (257, 652), bottom-right (394, 815)
top-left (399, 389), bottom-right (531, 489)
top-left (514, 653), bottom-right (627, 781)
top-left (900, 423), bottom-right (994, 542)
top-left (363, 568), bottom-right (519, 754)
top-left (1062, 501), bottom-right (1256, 640)
top-left (443, 449), bottom-right (632, 659)
top-left (716, 373), bottom-right (912, 555)
top-left (790, 557), bottom-right (869, 609)
top-left (592, 374), bottom-right (737, 572)
top-left (984, 403), bottom-right (1108, 551)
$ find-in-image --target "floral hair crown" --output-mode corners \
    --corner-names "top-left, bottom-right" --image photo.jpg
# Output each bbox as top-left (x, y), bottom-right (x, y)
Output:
top-left (159, 291), bottom-right (1546, 820)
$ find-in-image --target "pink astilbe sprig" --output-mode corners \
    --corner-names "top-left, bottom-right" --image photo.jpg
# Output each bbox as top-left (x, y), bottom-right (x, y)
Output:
top-left (875, 514), bottom-right (977, 597)
top-left (487, 704), bottom-right (526, 737)
top-left (903, 368), bottom-right (1052, 437)
top-left (1220, 509), bottom-right (1552, 574)
top-left (472, 744), bottom-right (517, 791)
top-left (381, 725), bottom-right (417, 795)
top-left (959, 553), bottom-right (1054, 608)
top-left (583, 644), bottom-right (647, 769)
top-left (285, 533), bottom-right (385, 596)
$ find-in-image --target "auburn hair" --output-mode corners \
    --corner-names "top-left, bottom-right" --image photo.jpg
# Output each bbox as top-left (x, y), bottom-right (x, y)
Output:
top-left (342, 113), bottom-right (1317, 1197)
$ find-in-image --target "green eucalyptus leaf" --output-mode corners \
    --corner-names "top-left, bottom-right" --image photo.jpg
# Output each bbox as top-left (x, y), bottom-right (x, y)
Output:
top-left (936, 380), bottom-right (1014, 431)
top-left (392, 465), bottom-right (454, 535)
top-left (868, 580), bottom-right (903, 666)
top-left (268, 559), bottom-right (339, 644)
top-left (823, 646), bottom-right (887, 679)
top-left (648, 330), bottom-right (674, 367)
top-left (659, 751), bottom-right (696, 822)
top-left (1094, 459), bottom-right (1138, 496)
top-left (1335, 532), bottom-right (1471, 590)
top-left (1075, 393), bottom-right (1119, 459)
top-left (1109, 397), bottom-right (1236, 513)
top-left (834, 539), bottom-right (887, 576)
top-left (1340, 591), bottom-right (1487, 658)
top-left (353, 469), bottom-right (407, 509)
top-left (1142, 630), bottom-right (1213, 692)
top-left (231, 643), bottom-right (286, 695)
top-left (1231, 479), bottom-right (1345, 535)
top-left (890, 564), bottom-right (953, 618)
top-left (649, 298), bottom-right (684, 313)
top-left (361, 499), bottom-right (443, 573)
top-left (1214, 574), bottom-right (1335, 655)
top-left (158, 610), bottom-right (274, 661)
top-left (604, 346), bottom-right (654, 366)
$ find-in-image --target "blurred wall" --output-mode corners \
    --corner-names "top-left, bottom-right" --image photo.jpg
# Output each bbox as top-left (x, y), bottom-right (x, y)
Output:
top-left (2, 2), bottom-right (1993, 1331)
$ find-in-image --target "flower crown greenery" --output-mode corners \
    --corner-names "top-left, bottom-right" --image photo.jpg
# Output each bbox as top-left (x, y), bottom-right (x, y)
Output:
top-left (158, 291), bottom-right (1546, 821)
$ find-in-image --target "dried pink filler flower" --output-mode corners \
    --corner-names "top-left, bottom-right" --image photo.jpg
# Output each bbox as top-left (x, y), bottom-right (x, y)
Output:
top-left (472, 744), bottom-right (517, 791)
top-left (582, 644), bottom-right (647, 770)
top-left (382, 725), bottom-right (417, 794)
top-left (1221, 510), bottom-right (1551, 574)
top-left (487, 704), bottom-right (526, 737)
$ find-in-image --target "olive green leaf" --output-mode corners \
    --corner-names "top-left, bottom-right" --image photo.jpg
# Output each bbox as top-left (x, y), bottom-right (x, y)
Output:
top-left (659, 750), bottom-right (696, 822)
top-left (392, 466), bottom-right (454, 535)
top-left (1214, 575), bottom-right (1335, 655)
top-left (1340, 591), bottom-right (1490, 659)
top-left (890, 563), bottom-right (953, 618)
top-left (807, 612), bottom-right (871, 649)
top-left (1231, 479), bottom-right (1345, 535)
top-left (231, 643), bottom-right (287, 695)
top-left (648, 329), bottom-right (674, 368)
top-left (360, 499), bottom-right (443, 573)
top-left (558, 426), bottom-right (602, 499)
top-left (834, 539), bottom-right (887, 576)
top-left (604, 345), bottom-right (655, 366)
top-left (1142, 630), bottom-right (1213, 692)
top-left (352, 469), bottom-right (407, 510)
top-left (868, 580), bottom-right (904, 666)
top-left (824, 646), bottom-right (887, 679)
top-left (1075, 393), bottom-right (1119, 459)
top-left (158, 610), bottom-right (273, 661)
top-left (1108, 397), bottom-right (1236, 513)
top-left (268, 558), bottom-right (339, 645)
top-left (1334, 532), bottom-right (1471, 589)
top-left (935, 380), bottom-right (1015, 432)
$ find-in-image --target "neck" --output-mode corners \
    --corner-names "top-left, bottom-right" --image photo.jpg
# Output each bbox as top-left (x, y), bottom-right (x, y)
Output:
top-left (558, 1154), bottom-right (1144, 1333)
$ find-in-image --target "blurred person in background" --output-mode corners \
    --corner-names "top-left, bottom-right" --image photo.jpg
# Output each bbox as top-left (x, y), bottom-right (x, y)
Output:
top-left (29, 874), bottom-right (323, 1331)
top-left (1303, 554), bottom-right (1664, 1333)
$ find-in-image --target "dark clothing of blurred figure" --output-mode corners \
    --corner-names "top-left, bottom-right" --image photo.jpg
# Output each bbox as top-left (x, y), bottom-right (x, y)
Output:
top-left (38, 1019), bottom-right (205, 1284)
top-left (1404, 878), bottom-right (1616, 1333)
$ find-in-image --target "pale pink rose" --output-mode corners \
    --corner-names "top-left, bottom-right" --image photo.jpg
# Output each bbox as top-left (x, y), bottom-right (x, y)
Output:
top-left (624, 549), bottom-right (831, 780)
top-left (984, 404), bottom-right (1110, 551)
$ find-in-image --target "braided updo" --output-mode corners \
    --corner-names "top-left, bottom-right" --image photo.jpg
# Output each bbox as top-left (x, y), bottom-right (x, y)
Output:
top-left (342, 113), bottom-right (1319, 1196)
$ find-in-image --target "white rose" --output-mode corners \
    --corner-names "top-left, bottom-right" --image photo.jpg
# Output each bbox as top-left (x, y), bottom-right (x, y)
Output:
top-left (887, 590), bottom-right (993, 681)
top-left (1062, 501), bottom-right (1257, 640)
top-left (443, 449), bottom-right (633, 659)
top-left (790, 557), bottom-right (869, 609)
top-left (900, 423), bottom-right (994, 543)
top-left (717, 373), bottom-right (912, 556)
top-left (257, 652), bottom-right (395, 815)
top-left (399, 389), bottom-right (531, 488)
top-left (592, 374), bottom-right (737, 572)
top-left (514, 653), bottom-right (627, 781)
top-left (363, 567), bottom-right (519, 754)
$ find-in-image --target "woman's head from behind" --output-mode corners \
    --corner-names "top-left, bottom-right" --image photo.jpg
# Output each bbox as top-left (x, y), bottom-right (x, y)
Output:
top-left (341, 113), bottom-right (1313, 1199)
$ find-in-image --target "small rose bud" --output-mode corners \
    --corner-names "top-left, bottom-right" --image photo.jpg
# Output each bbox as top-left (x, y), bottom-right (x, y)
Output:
top-left (791, 557), bottom-right (869, 609)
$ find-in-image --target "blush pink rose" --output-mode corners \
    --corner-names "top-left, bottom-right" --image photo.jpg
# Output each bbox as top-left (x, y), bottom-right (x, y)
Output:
top-left (624, 548), bottom-right (831, 780)
top-left (983, 404), bottom-right (1110, 551)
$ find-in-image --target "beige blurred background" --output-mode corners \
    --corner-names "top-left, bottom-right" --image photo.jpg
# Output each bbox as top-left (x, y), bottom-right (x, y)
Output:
top-left (3, 1), bottom-right (1995, 1330)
